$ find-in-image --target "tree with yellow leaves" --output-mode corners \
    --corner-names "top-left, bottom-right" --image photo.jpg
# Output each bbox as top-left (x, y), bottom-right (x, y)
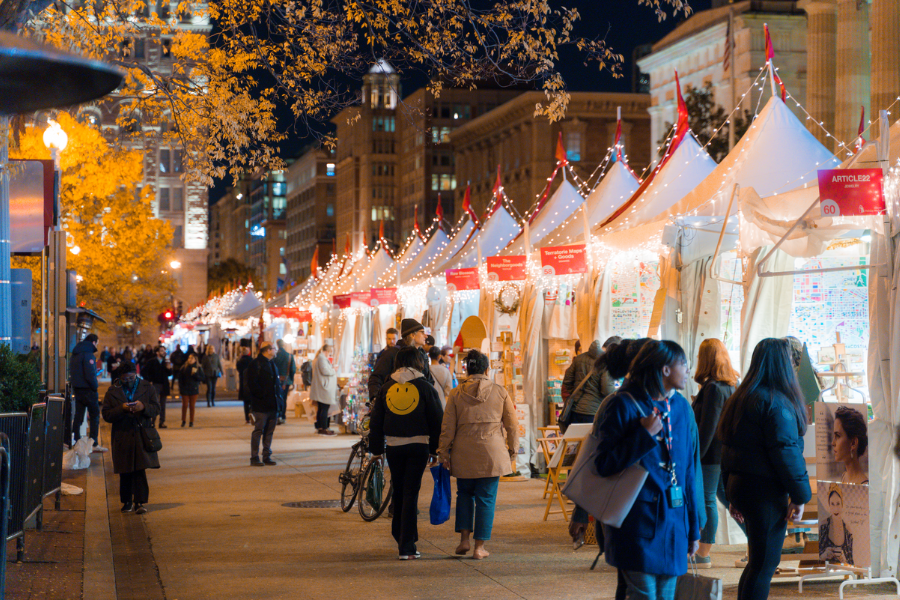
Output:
top-left (10, 112), bottom-right (176, 336)
top-left (2, 0), bottom-right (690, 185)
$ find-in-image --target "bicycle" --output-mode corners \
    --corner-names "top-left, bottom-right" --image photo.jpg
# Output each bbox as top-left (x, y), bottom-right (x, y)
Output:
top-left (338, 427), bottom-right (369, 512)
top-left (357, 454), bottom-right (392, 521)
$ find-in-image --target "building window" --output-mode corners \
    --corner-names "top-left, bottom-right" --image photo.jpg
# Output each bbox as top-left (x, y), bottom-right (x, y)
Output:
top-left (431, 126), bottom-right (452, 144)
top-left (431, 174), bottom-right (439, 191)
top-left (326, 203), bottom-right (334, 217)
top-left (173, 149), bottom-right (183, 172)
top-left (159, 149), bottom-right (170, 173)
top-left (172, 187), bottom-right (183, 212)
top-left (172, 225), bottom-right (183, 248)
top-left (326, 163), bottom-right (335, 176)
top-left (439, 174), bottom-right (456, 191)
top-left (566, 131), bottom-right (582, 162)
top-left (158, 187), bottom-right (170, 211)
top-left (373, 117), bottom-right (395, 132)
top-left (452, 105), bottom-right (471, 120)
top-left (371, 206), bottom-right (393, 221)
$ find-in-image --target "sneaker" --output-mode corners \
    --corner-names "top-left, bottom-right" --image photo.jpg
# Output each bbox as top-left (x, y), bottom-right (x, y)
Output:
top-left (159, 423), bottom-right (168, 429)
top-left (735, 553), bottom-right (748, 568)
top-left (134, 504), bottom-right (148, 515)
top-left (693, 555), bottom-right (712, 569)
top-left (277, 417), bottom-right (286, 425)
top-left (263, 458), bottom-right (277, 466)
top-left (321, 429), bottom-right (336, 436)
top-left (250, 458), bottom-right (264, 467)
top-left (121, 502), bottom-right (134, 513)
top-left (398, 552), bottom-right (421, 560)
top-left (92, 445), bottom-right (109, 453)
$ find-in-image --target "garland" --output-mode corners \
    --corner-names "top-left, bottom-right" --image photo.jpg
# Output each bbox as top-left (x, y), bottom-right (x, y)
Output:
top-left (494, 283), bottom-right (521, 315)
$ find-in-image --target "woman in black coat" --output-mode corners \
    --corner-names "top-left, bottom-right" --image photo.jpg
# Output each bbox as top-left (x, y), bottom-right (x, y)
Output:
top-left (101, 362), bottom-right (161, 514)
top-left (178, 353), bottom-right (206, 427)
top-left (718, 338), bottom-right (811, 600)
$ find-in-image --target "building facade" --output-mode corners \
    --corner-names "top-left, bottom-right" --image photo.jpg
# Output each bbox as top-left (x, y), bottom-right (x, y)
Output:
top-left (332, 61), bottom-right (521, 251)
top-left (208, 179), bottom-right (251, 269)
top-left (637, 1), bottom-right (807, 156)
top-left (284, 147), bottom-right (337, 283)
top-left (450, 92), bottom-right (653, 218)
top-left (247, 171), bottom-right (287, 295)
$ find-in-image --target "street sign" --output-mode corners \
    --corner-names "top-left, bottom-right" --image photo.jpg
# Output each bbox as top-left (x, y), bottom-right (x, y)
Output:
top-left (817, 168), bottom-right (886, 216)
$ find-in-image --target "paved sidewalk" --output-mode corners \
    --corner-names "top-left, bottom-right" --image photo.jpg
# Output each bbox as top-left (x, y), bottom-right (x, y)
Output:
top-left (7, 393), bottom-right (899, 599)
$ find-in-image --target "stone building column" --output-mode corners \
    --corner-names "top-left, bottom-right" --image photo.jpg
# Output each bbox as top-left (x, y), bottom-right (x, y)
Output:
top-left (870, 0), bottom-right (900, 118)
top-left (799, 0), bottom-right (837, 147)
top-left (835, 0), bottom-right (870, 153)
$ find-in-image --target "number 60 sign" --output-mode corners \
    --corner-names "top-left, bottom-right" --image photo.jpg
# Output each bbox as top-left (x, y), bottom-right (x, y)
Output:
top-left (817, 168), bottom-right (886, 217)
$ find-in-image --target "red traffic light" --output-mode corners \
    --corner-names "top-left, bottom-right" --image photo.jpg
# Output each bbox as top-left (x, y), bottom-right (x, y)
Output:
top-left (164, 311), bottom-right (173, 319)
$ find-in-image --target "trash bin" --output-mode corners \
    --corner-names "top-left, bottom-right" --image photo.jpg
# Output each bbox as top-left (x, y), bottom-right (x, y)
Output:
top-left (224, 367), bottom-right (237, 392)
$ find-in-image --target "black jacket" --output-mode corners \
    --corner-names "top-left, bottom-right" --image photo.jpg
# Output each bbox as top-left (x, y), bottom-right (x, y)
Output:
top-left (177, 363), bottom-right (206, 396)
top-left (367, 341), bottom-right (433, 399)
top-left (720, 389), bottom-right (811, 504)
top-left (170, 348), bottom-right (186, 370)
top-left (246, 355), bottom-right (283, 413)
top-left (236, 354), bottom-right (253, 400)
top-left (142, 357), bottom-right (173, 395)
top-left (69, 340), bottom-right (99, 391)
top-left (692, 380), bottom-right (735, 465)
top-left (368, 371), bottom-right (444, 456)
top-left (101, 379), bottom-right (161, 474)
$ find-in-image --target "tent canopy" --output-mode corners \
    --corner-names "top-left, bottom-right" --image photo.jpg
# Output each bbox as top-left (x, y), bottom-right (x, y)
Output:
top-left (400, 228), bottom-right (451, 283)
top-left (501, 179), bottom-right (584, 254)
top-left (450, 205), bottom-right (522, 269)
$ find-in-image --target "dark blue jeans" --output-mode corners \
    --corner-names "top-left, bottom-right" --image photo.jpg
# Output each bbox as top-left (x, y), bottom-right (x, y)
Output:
top-left (621, 570), bottom-right (677, 600)
top-left (700, 464), bottom-right (720, 544)
top-left (73, 388), bottom-right (100, 445)
top-left (455, 477), bottom-right (500, 540)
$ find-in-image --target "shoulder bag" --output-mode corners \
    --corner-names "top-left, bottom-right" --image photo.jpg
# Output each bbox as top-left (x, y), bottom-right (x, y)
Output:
top-left (560, 392), bottom-right (648, 528)
top-left (558, 369), bottom-right (594, 432)
top-left (137, 419), bottom-right (163, 453)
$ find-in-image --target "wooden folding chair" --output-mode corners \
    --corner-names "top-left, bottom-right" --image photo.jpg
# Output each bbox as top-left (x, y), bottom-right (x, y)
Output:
top-left (542, 437), bottom-right (584, 521)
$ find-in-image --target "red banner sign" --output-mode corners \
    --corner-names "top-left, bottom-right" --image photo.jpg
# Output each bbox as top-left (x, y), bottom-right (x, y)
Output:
top-left (818, 168), bottom-right (886, 216)
top-left (268, 307), bottom-right (312, 322)
top-left (486, 255), bottom-right (527, 282)
top-left (333, 294), bottom-right (353, 310)
top-left (370, 287), bottom-right (397, 306)
top-left (445, 267), bottom-right (480, 291)
top-left (540, 244), bottom-right (587, 275)
top-left (351, 291), bottom-right (372, 307)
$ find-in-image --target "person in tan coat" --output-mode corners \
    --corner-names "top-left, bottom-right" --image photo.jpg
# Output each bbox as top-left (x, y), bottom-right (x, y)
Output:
top-left (438, 349), bottom-right (518, 560)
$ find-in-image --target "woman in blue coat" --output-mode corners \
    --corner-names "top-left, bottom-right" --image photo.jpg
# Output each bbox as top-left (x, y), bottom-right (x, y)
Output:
top-left (595, 340), bottom-right (701, 600)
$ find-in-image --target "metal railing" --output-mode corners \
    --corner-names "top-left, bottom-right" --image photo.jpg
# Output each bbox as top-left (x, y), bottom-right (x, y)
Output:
top-left (0, 432), bottom-right (10, 600)
top-left (0, 413), bottom-right (28, 560)
top-left (43, 396), bottom-right (65, 510)
top-left (24, 403), bottom-right (47, 531)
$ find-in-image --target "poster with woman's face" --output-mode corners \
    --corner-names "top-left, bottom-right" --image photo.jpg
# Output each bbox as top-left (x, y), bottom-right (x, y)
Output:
top-left (815, 402), bottom-right (870, 485)
top-left (818, 482), bottom-right (869, 567)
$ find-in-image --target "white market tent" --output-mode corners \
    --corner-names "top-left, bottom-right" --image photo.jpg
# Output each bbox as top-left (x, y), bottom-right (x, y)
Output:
top-left (501, 179), bottom-right (585, 255)
top-left (449, 204), bottom-right (522, 269)
top-left (400, 228), bottom-right (450, 283)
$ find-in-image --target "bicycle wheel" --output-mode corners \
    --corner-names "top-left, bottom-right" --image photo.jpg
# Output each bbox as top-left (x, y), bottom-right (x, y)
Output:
top-left (358, 457), bottom-right (393, 522)
top-left (339, 443), bottom-right (365, 512)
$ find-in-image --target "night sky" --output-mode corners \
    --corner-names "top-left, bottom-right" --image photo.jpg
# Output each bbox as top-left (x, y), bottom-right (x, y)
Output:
top-left (209, 0), bottom-right (710, 203)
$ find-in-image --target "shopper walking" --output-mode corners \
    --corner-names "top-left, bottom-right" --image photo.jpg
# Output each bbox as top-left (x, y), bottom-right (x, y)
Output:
top-left (101, 362), bottom-right (161, 514)
top-left (201, 344), bottom-right (222, 407)
top-left (236, 346), bottom-right (254, 424)
top-left (247, 342), bottom-right (282, 466)
top-left (718, 337), bottom-right (811, 600)
top-left (169, 345), bottom-right (186, 394)
top-left (369, 346), bottom-right (444, 560)
top-left (690, 338), bottom-right (739, 568)
top-left (310, 341), bottom-right (337, 435)
top-left (273, 339), bottom-right (297, 424)
top-left (142, 346), bottom-right (173, 429)
top-left (368, 319), bottom-right (433, 400)
top-left (428, 346), bottom-right (452, 407)
top-left (561, 338), bottom-right (619, 429)
top-left (595, 340), bottom-right (700, 600)
top-left (70, 333), bottom-right (107, 451)
top-left (438, 349), bottom-right (518, 560)
top-left (178, 353), bottom-right (205, 427)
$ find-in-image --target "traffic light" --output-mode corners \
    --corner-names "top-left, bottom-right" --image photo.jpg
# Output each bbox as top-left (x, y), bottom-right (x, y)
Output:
top-left (157, 309), bottom-right (176, 327)
top-left (164, 310), bottom-right (173, 320)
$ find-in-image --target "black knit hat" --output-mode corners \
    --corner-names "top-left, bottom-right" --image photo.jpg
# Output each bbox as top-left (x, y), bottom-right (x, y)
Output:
top-left (401, 318), bottom-right (424, 338)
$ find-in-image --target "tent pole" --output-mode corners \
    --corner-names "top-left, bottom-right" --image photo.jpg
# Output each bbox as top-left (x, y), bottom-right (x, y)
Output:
top-left (708, 184), bottom-right (742, 285)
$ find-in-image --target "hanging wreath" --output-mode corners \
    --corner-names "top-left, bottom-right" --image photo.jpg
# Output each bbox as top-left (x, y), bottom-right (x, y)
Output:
top-left (494, 283), bottom-right (522, 315)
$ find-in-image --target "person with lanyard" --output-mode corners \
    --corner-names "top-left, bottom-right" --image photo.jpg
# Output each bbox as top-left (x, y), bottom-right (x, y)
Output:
top-left (594, 339), bottom-right (700, 600)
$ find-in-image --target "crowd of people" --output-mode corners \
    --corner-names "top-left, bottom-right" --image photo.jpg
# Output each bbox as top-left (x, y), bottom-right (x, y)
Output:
top-left (71, 325), bottom-right (820, 600)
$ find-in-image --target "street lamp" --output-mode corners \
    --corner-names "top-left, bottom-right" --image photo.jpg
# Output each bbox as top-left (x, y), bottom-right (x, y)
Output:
top-left (42, 119), bottom-right (68, 154)
top-left (169, 259), bottom-right (181, 269)
top-left (69, 245), bottom-right (80, 255)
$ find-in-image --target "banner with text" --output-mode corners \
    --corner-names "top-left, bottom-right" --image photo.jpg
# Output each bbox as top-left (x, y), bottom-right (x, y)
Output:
top-left (370, 287), bottom-right (397, 306)
top-left (333, 294), bottom-right (353, 310)
top-left (486, 255), bottom-right (527, 282)
top-left (268, 307), bottom-right (312, 322)
top-left (817, 168), bottom-right (885, 217)
top-left (540, 244), bottom-right (587, 276)
top-left (351, 291), bottom-right (372, 308)
top-left (445, 267), bottom-right (480, 291)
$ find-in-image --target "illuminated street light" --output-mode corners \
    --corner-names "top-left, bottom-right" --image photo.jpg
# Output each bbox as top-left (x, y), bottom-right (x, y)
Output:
top-left (170, 260), bottom-right (182, 269)
top-left (70, 245), bottom-right (80, 255)
top-left (42, 119), bottom-right (68, 152)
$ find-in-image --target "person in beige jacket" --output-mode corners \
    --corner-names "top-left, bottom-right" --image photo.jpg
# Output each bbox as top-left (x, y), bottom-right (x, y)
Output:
top-left (438, 349), bottom-right (518, 560)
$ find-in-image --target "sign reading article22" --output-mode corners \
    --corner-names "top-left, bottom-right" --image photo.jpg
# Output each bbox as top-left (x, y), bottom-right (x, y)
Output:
top-left (540, 244), bottom-right (587, 276)
top-left (817, 168), bottom-right (886, 217)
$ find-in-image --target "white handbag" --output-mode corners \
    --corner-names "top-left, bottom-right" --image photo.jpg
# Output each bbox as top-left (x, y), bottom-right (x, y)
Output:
top-left (560, 392), bottom-right (649, 528)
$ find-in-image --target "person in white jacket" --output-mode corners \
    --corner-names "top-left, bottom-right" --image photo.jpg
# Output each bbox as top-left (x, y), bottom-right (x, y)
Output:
top-left (310, 341), bottom-right (337, 436)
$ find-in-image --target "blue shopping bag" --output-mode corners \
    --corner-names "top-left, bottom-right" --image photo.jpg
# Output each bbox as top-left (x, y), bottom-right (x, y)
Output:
top-left (429, 465), bottom-right (451, 525)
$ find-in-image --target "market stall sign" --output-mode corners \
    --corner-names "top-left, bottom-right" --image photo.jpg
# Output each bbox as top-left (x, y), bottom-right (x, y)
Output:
top-left (540, 244), bottom-right (587, 275)
top-left (370, 287), bottom-right (397, 306)
top-left (486, 255), bottom-right (527, 281)
top-left (269, 307), bottom-right (312, 322)
top-left (351, 291), bottom-right (371, 307)
top-left (445, 267), bottom-right (480, 291)
top-left (333, 294), bottom-right (353, 310)
top-left (817, 168), bottom-right (886, 216)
